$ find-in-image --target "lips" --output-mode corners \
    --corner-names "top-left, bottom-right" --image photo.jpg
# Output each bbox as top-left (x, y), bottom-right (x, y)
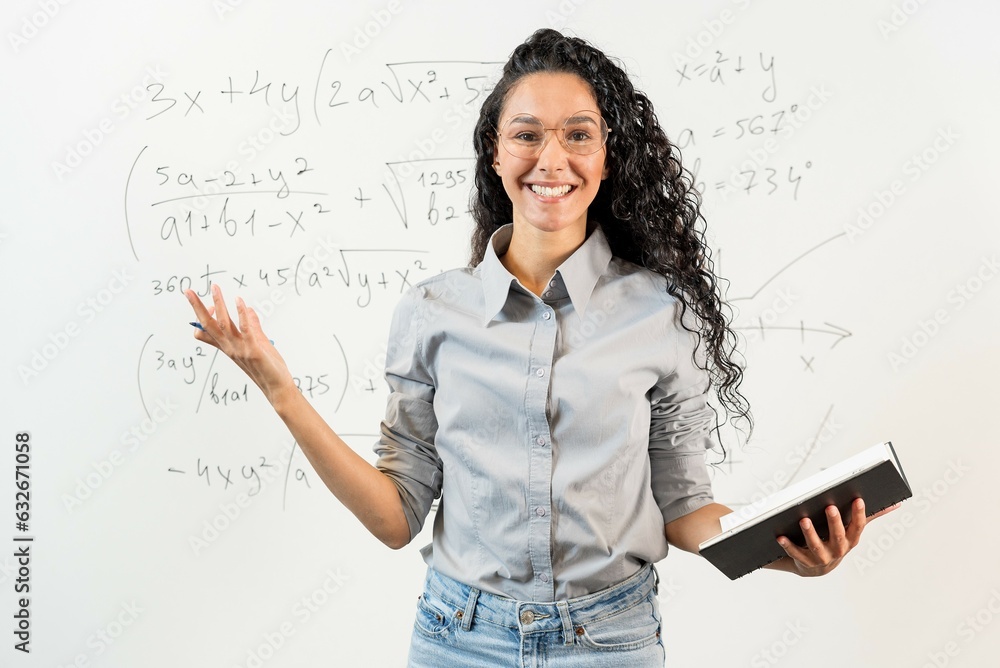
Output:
top-left (529, 184), bottom-right (574, 197)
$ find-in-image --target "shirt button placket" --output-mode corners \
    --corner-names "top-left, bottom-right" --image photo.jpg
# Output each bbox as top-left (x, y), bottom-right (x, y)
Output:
top-left (526, 302), bottom-right (556, 600)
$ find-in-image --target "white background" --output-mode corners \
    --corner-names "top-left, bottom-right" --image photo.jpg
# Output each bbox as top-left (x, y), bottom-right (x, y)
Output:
top-left (3, 1), bottom-right (998, 666)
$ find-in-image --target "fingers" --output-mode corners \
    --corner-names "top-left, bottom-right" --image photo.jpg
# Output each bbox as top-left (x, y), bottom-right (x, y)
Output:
top-left (184, 289), bottom-right (218, 345)
top-left (799, 516), bottom-right (830, 557)
top-left (184, 285), bottom-right (239, 347)
top-left (776, 499), bottom-right (900, 577)
top-left (236, 296), bottom-right (250, 334)
top-left (844, 498), bottom-right (868, 545)
top-left (776, 532), bottom-right (810, 565)
top-left (241, 299), bottom-right (270, 346)
top-left (211, 283), bottom-right (238, 338)
top-left (235, 297), bottom-right (269, 347)
top-left (185, 286), bottom-right (274, 352)
top-left (825, 505), bottom-right (850, 552)
top-left (184, 288), bottom-right (212, 323)
top-left (777, 506), bottom-right (850, 575)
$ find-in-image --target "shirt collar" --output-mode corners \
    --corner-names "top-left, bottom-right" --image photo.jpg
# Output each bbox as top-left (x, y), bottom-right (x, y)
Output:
top-left (479, 223), bottom-right (613, 325)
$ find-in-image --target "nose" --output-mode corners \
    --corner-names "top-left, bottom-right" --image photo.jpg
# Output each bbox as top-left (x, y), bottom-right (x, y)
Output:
top-left (535, 129), bottom-right (569, 171)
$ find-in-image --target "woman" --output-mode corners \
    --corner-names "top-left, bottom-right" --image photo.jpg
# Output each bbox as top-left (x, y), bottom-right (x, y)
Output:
top-left (185, 28), bottom-right (894, 667)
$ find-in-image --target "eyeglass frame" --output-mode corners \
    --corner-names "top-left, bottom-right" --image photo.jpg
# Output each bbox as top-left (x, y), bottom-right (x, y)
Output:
top-left (494, 110), bottom-right (612, 158)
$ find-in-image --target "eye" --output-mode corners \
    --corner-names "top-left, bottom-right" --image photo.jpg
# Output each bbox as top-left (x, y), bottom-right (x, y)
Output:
top-left (513, 131), bottom-right (541, 142)
top-left (566, 129), bottom-right (593, 142)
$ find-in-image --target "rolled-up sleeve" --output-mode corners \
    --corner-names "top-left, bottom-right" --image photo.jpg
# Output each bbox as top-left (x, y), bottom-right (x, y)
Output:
top-left (648, 321), bottom-right (716, 525)
top-left (373, 286), bottom-right (442, 542)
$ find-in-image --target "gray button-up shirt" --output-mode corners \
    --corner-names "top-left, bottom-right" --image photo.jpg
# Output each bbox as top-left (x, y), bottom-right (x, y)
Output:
top-left (374, 223), bottom-right (716, 601)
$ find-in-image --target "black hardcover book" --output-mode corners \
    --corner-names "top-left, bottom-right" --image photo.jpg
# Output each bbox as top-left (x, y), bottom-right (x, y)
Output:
top-left (699, 442), bottom-right (912, 580)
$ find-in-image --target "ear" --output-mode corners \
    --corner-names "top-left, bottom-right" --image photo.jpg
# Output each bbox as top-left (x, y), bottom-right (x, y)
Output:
top-left (492, 139), bottom-right (502, 173)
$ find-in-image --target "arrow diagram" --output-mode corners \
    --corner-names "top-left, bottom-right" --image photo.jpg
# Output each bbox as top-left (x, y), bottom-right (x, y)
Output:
top-left (735, 320), bottom-right (853, 349)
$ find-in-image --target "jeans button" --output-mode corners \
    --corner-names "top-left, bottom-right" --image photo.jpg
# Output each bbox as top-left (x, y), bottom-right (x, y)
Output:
top-left (520, 610), bottom-right (535, 625)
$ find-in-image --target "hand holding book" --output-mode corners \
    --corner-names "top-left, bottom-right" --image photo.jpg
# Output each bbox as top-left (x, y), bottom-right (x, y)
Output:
top-left (698, 442), bottom-right (912, 579)
top-left (770, 497), bottom-right (901, 577)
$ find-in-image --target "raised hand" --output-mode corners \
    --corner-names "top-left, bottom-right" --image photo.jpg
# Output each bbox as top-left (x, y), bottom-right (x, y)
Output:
top-left (184, 284), bottom-right (297, 407)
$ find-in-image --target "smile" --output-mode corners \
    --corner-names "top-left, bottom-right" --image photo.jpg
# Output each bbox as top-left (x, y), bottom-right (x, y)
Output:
top-left (529, 184), bottom-right (574, 197)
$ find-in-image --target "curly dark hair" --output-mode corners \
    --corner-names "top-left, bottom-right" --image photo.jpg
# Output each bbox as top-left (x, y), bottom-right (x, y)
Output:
top-left (469, 28), bottom-right (752, 445)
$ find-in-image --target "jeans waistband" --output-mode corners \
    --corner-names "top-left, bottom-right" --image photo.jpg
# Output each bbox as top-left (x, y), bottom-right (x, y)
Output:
top-left (422, 564), bottom-right (659, 644)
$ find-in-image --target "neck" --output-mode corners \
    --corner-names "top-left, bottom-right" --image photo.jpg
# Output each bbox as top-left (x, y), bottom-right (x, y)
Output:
top-left (499, 222), bottom-right (588, 296)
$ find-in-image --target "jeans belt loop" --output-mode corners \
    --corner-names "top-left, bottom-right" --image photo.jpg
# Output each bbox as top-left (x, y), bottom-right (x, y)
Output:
top-left (460, 586), bottom-right (479, 631)
top-left (555, 600), bottom-right (574, 645)
top-left (651, 562), bottom-right (660, 596)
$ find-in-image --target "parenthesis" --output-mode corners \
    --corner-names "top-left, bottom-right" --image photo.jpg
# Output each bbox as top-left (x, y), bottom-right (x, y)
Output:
top-left (313, 48), bottom-right (332, 127)
top-left (124, 145), bottom-right (148, 262)
top-left (294, 253), bottom-right (304, 297)
top-left (137, 333), bottom-right (154, 419)
top-left (332, 334), bottom-right (349, 412)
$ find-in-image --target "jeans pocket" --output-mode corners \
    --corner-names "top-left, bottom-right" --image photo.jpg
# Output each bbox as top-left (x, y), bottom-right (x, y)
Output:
top-left (574, 593), bottom-right (662, 651)
top-left (413, 590), bottom-right (455, 638)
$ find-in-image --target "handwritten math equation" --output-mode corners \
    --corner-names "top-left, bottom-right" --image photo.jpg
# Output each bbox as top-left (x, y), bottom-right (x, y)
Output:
top-left (142, 58), bottom-right (502, 132)
top-left (128, 46), bottom-right (839, 504)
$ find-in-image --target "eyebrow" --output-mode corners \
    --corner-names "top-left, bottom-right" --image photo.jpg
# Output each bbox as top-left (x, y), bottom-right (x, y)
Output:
top-left (504, 113), bottom-right (599, 125)
top-left (506, 114), bottom-right (544, 124)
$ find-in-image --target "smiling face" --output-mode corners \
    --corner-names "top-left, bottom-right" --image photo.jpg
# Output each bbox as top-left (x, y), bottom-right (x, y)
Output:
top-left (494, 72), bottom-right (609, 240)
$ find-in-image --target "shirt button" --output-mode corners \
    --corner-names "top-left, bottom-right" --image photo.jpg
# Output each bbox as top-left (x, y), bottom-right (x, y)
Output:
top-left (520, 610), bottom-right (535, 625)
top-left (543, 290), bottom-right (553, 297)
top-left (535, 436), bottom-right (546, 446)
top-left (535, 368), bottom-right (545, 377)
top-left (542, 311), bottom-right (551, 320)
top-left (535, 506), bottom-right (545, 517)
top-left (539, 573), bottom-right (550, 583)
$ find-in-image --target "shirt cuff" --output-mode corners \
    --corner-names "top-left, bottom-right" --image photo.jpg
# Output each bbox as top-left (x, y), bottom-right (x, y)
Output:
top-left (650, 452), bottom-right (715, 525)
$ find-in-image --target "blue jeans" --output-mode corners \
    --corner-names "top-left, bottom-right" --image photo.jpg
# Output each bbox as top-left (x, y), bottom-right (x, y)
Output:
top-left (407, 563), bottom-right (665, 667)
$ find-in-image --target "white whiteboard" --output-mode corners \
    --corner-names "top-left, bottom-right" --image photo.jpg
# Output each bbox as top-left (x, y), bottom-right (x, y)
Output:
top-left (4, 1), bottom-right (999, 666)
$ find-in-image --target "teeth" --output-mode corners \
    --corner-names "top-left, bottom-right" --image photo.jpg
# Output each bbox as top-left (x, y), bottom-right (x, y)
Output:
top-left (530, 184), bottom-right (572, 197)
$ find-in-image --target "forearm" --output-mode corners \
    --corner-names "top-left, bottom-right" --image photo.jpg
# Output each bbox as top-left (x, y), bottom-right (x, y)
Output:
top-left (663, 502), bottom-right (732, 554)
top-left (271, 386), bottom-right (410, 549)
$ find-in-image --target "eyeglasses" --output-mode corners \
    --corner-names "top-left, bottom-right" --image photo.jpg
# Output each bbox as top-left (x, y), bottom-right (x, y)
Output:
top-left (497, 110), bottom-right (610, 158)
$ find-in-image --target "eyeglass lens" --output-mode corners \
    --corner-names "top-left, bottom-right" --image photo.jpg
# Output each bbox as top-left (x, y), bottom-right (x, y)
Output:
top-left (499, 112), bottom-right (608, 157)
